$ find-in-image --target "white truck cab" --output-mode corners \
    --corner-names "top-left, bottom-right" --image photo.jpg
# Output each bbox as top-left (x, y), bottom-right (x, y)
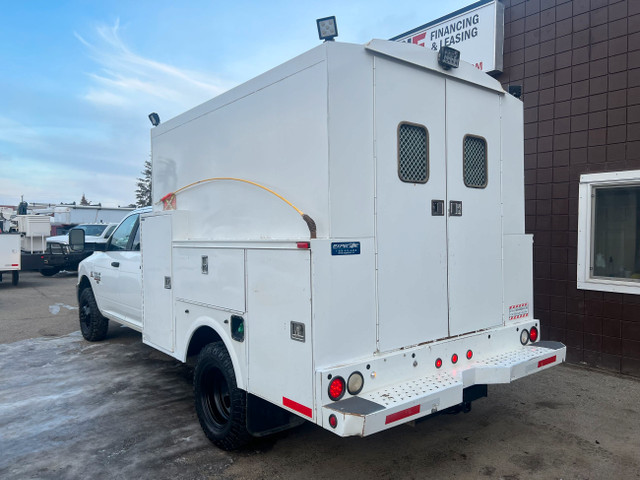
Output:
top-left (77, 208), bottom-right (149, 335)
top-left (77, 40), bottom-right (566, 450)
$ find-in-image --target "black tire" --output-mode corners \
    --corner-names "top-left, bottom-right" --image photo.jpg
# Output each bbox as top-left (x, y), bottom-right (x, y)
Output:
top-left (40, 267), bottom-right (60, 277)
top-left (194, 342), bottom-right (250, 450)
top-left (11, 271), bottom-right (19, 286)
top-left (78, 288), bottom-right (109, 341)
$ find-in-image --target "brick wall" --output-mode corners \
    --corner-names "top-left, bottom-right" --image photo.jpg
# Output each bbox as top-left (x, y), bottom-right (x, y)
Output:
top-left (498, 0), bottom-right (640, 376)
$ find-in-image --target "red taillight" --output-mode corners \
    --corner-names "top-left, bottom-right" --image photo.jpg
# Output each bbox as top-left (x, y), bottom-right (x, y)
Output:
top-left (435, 358), bottom-right (443, 368)
top-left (297, 242), bottom-right (310, 249)
top-left (529, 326), bottom-right (538, 342)
top-left (328, 376), bottom-right (345, 401)
top-left (466, 350), bottom-right (473, 360)
top-left (328, 414), bottom-right (338, 428)
top-left (451, 353), bottom-right (459, 364)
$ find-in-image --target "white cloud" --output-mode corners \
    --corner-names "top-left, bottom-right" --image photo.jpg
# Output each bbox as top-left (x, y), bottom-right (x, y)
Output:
top-left (0, 117), bottom-right (43, 149)
top-left (76, 19), bottom-right (231, 116)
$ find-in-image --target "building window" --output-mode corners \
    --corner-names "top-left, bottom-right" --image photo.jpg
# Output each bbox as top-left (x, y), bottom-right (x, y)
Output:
top-left (463, 135), bottom-right (487, 188)
top-left (398, 122), bottom-right (428, 183)
top-left (578, 170), bottom-right (640, 294)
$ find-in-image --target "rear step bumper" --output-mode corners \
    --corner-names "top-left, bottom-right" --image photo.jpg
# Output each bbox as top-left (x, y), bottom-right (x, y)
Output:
top-left (322, 341), bottom-right (566, 437)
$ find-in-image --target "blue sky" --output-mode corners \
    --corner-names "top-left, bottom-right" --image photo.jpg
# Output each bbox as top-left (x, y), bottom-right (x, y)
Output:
top-left (0, 0), bottom-right (469, 207)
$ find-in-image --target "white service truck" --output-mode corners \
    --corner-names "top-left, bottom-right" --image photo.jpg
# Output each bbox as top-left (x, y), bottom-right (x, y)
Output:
top-left (77, 40), bottom-right (566, 450)
top-left (0, 234), bottom-right (21, 285)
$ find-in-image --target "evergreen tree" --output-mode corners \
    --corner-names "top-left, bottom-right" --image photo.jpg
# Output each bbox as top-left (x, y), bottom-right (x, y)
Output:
top-left (135, 160), bottom-right (152, 207)
top-left (80, 193), bottom-right (90, 205)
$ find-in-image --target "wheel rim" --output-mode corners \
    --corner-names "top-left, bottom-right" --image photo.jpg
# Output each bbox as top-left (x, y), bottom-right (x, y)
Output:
top-left (80, 301), bottom-right (91, 330)
top-left (202, 367), bottom-right (231, 429)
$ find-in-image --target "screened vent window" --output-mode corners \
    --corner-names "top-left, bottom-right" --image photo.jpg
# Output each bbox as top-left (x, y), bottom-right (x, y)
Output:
top-left (463, 135), bottom-right (487, 188)
top-left (398, 123), bottom-right (429, 183)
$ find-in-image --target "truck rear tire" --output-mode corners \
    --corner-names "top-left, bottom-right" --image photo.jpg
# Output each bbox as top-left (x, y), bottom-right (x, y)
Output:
top-left (79, 288), bottom-right (109, 341)
top-left (40, 267), bottom-right (61, 277)
top-left (194, 342), bottom-right (250, 450)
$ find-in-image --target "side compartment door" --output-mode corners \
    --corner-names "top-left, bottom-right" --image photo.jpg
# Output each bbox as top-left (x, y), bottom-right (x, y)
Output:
top-left (374, 56), bottom-right (449, 352)
top-left (445, 80), bottom-right (503, 335)
top-left (141, 213), bottom-right (174, 353)
top-left (247, 249), bottom-right (314, 420)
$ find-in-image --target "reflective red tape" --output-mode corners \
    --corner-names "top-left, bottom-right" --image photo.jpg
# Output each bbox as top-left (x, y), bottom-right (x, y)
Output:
top-left (385, 405), bottom-right (421, 425)
top-left (282, 396), bottom-right (313, 418)
top-left (538, 355), bottom-right (557, 368)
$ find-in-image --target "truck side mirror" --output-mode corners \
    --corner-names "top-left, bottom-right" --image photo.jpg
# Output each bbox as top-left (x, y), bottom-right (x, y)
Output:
top-left (69, 229), bottom-right (85, 252)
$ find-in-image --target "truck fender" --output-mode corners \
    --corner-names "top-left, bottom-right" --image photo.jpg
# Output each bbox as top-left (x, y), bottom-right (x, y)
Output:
top-left (182, 317), bottom-right (246, 390)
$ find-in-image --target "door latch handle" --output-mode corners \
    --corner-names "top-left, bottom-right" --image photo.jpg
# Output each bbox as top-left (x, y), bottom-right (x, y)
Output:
top-left (431, 200), bottom-right (445, 216)
top-left (111, 261), bottom-right (120, 267)
top-left (449, 201), bottom-right (462, 216)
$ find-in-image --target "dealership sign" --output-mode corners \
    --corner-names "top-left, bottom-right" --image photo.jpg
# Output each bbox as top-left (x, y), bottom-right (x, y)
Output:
top-left (390, 0), bottom-right (504, 74)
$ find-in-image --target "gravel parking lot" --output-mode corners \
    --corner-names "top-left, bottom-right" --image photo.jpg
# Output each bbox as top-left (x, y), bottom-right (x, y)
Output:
top-left (1, 271), bottom-right (640, 480)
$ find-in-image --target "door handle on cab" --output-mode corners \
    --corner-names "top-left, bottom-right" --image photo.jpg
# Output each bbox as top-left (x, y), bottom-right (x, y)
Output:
top-left (111, 261), bottom-right (120, 268)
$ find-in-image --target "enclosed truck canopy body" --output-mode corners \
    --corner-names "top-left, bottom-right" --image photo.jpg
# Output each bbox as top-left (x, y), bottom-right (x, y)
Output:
top-left (90, 40), bottom-right (566, 441)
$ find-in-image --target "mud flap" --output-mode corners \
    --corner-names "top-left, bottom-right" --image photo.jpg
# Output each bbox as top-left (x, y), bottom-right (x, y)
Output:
top-left (246, 393), bottom-right (306, 437)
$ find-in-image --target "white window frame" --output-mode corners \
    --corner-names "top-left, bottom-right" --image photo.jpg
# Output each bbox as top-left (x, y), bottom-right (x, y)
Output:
top-left (578, 169), bottom-right (640, 294)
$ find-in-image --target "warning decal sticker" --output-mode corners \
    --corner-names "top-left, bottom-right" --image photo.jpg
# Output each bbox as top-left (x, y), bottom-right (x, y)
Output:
top-left (509, 303), bottom-right (529, 320)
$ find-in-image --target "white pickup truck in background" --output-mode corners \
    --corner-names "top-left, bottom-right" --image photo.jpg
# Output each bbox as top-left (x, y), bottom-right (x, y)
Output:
top-left (47, 223), bottom-right (117, 252)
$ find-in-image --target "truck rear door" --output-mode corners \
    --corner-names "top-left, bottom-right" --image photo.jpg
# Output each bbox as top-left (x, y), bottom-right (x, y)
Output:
top-left (374, 55), bottom-right (449, 352)
top-left (374, 57), bottom-right (503, 352)
top-left (445, 79), bottom-right (502, 336)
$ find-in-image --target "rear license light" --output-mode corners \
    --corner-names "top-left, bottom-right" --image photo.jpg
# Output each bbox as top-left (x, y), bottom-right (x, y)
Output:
top-left (529, 326), bottom-right (538, 342)
top-left (328, 376), bottom-right (345, 401)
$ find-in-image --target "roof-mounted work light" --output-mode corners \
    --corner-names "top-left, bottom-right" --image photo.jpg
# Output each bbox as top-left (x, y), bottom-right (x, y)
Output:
top-left (316, 16), bottom-right (338, 42)
top-left (148, 112), bottom-right (160, 127)
top-left (437, 46), bottom-right (460, 70)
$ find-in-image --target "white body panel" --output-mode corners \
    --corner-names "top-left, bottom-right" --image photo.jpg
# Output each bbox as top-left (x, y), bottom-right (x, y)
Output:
top-left (173, 247), bottom-right (245, 313)
top-left (247, 249), bottom-right (314, 419)
top-left (16, 215), bottom-right (50, 253)
top-left (0, 235), bottom-right (21, 270)
top-left (16, 215), bottom-right (50, 237)
top-left (79, 40), bottom-right (565, 439)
